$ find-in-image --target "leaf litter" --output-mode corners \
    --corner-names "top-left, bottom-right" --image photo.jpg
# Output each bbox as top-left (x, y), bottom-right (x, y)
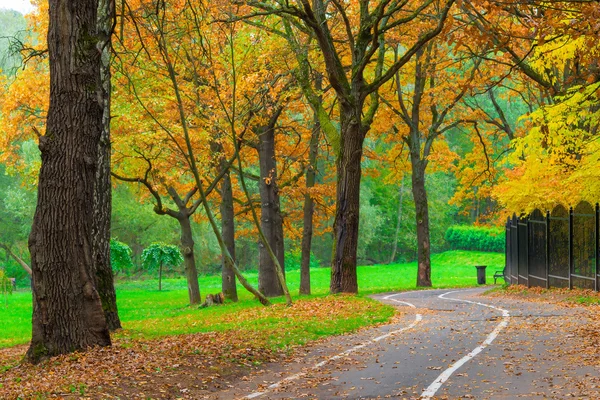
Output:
top-left (0, 296), bottom-right (394, 399)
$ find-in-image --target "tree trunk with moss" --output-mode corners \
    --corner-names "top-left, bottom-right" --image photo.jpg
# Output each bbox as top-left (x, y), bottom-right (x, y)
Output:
top-left (330, 102), bottom-right (367, 294)
top-left (257, 110), bottom-right (285, 297)
top-left (176, 213), bottom-right (201, 304)
top-left (93, 0), bottom-right (121, 331)
top-left (27, 0), bottom-right (111, 363)
top-left (220, 169), bottom-right (238, 302)
top-left (410, 158), bottom-right (432, 287)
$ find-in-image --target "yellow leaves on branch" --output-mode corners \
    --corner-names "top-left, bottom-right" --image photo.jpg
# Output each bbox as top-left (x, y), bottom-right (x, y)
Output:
top-left (494, 81), bottom-right (600, 215)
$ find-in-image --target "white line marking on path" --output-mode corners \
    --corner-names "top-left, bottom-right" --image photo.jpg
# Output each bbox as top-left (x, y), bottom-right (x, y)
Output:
top-left (243, 293), bottom-right (423, 399)
top-left (420, 290), bottom-right (511, 399)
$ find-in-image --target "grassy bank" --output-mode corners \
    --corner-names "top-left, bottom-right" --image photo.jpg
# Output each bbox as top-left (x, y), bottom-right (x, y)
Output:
top-left (0, 250), bottom-right (503, 349)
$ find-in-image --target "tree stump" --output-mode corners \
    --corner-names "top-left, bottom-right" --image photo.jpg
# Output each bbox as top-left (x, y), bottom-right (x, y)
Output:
top-left (201, 292), bottom-right (225, 308)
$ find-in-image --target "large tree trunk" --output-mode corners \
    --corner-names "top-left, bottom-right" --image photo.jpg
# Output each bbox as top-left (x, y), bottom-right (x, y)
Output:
top-left (330, 105), bottom-right (366, 294)
top-left (220, 169), bottom-right (238, 302)
top-left (411, 159), bottom-right (432, 287)
top-left (257, 116), bottom-right (285, 297)
top-left (93, 0), bottom-right (121, 331)
top-left (177, 214), bottom-right (201, 304)
top-left (27, 0), bottom-right (111, 363)
top-left (300, 100), bottom-right (321, 295)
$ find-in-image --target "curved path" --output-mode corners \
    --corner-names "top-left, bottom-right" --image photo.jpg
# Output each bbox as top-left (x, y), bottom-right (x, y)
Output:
top-left (209, 288), bottom-right (600, 399)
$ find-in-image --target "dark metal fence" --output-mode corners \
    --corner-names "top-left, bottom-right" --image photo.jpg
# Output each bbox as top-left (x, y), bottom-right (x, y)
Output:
top-left (505, 201), bottom-right (599, 290)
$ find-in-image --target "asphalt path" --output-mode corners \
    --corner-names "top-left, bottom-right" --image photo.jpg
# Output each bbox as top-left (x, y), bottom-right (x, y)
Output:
top-left (207, 288), bottom-right (600, 399)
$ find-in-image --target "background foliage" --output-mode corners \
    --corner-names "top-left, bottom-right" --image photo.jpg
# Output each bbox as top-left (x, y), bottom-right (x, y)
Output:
top-left (445, 225), bottom-right (505, 253)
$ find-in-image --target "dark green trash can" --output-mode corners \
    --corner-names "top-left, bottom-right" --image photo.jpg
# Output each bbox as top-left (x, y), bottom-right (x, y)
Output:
top-left (475, 265), bottom-right (487, 285)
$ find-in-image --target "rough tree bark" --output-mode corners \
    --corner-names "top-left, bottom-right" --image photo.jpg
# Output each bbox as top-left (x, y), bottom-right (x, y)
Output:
top-left (167, 187), bottom-right (201, 304)
top-left (257, 109), bottom-right (285, 297)
top-left (27, 0), bottom-right (111, 363)
top-left (176, 212), bottom-right (201, 303)
top-left (330, 103), bottom-right (368, 294)
top-left (93, 0), bottom-right (121, 331)
top-left (410, 159), bottom-right (432, 287)
top-left (220, 168), bottom-right (238, 301)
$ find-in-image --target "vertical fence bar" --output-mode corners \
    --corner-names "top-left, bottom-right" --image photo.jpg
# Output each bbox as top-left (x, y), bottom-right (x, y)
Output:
top-left (505, 219), bottom-right (510, 285)
top-left (511, 217), bottom-right (515, 285)
top-left (516, 216), bottom-right (521, 286)
top-left (594, 203), bottom-right (600, 292)
top-left (525, 217), bottom-right (531, 288)
top-left (508, 218), bottom-right (511, 285)
top-left (546, 210), bottom-right (550, 290)
top-left (569, 206), bottom-right (574, 290)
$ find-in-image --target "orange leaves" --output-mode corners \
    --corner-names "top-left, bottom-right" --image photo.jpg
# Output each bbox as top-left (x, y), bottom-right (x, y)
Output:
top-left (0, 296), bottom-right (391, 399)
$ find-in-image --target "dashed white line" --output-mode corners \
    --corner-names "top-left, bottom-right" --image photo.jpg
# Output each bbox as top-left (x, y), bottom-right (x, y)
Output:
top-left (420, 290), bottom-right (511, 399)
top-left (242, 292), bottom-right (422, 399)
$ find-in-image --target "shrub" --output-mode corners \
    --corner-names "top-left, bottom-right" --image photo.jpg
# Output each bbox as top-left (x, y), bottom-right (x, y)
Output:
top-left (110, 239), bottom-right (134, 275)
top-left (445, 225), bottom-right (505, 252)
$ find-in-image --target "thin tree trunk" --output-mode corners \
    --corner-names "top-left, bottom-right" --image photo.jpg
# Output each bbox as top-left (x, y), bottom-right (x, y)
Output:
top-left (27, 0), bottom-right (111, 363)
top-left (159, 261), bottom-right (163, 291)
top-left (0, 244), bottom-right (32, 275)
top-left (177, 214), bottom-right (201, 304)
top-left (196, 175), bottom-right (271, 306)
top-left (235, 133), bottom-right (292, 305)
top-left (411, 161), bottom-right (432, 287)
top-left (257, 111), bottom-right (285, 297)
top-left (220, 169), bottom-right (238, 302)
top-left (330, 105), bottom-right (366, 294)
top-left (389, 174), bottom-right (405, 264)
top-left (93, 0), bottom-right (121, 331)
top-left (300, 84), bottom-right (322, 295)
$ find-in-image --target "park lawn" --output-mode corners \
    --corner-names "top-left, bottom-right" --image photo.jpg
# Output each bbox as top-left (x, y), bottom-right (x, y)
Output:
top-left (0, 250), bottom-right (504, 349)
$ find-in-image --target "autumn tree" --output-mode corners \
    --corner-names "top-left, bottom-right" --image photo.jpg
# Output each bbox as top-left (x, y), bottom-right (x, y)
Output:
top-left (244, 0), bottom-right (455, 293)
top-left (449, 82), bottom-right (532, 222)
top-left (377, 28), bottom-right (483, 285)
top-left (460, 1), bottom-right (600, 213)
top-left (112, 0), bottom-right (220, 305)
top-left (27, 0), bottom-right (111, 362)
top-left (113, 0), bottom-right (293, 306)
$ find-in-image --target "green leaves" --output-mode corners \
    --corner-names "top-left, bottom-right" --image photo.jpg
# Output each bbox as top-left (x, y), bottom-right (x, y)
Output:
top-left (445, 225), bottom-right (504, 253)
top-left (109, 239), bottom-right (134, 275)
top-left (141, 243), bottom-right (183, 272)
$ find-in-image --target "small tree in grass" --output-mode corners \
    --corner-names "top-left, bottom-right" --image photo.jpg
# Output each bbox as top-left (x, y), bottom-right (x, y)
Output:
top-left (0, 268), bottom-right (12, 307)
top-left (110, 239), bottom-right (134, 276)
top-left (141, 243), bottom-right (184, 291)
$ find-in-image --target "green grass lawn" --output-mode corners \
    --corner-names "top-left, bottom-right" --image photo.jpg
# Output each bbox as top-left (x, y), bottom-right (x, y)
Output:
top-left (0, 250), bottom-right (504, 349)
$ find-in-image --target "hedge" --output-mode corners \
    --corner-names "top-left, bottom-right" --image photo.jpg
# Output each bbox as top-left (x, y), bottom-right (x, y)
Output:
top-left (445, 225), bottom-right (505, 252)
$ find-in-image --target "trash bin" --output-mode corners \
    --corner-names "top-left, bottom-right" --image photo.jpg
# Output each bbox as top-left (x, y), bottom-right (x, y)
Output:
top-left (475, 265), bottom-right (487, 285)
